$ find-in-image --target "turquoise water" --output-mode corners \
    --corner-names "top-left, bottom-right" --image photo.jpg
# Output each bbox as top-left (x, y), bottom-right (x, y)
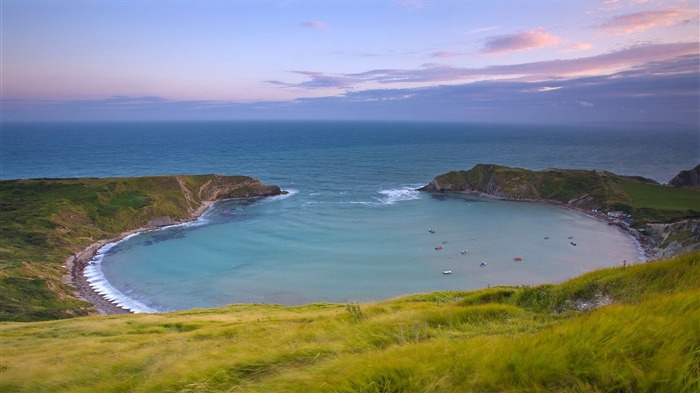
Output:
top-left (88, 192), bottom-right (639, 312)
top-left (3, 121), bottom-right (697, 312)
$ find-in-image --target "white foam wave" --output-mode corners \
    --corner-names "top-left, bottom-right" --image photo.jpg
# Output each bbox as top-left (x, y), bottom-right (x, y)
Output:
top-left (83, 236), bottom-right (162, 313)
top-left (375, 187), bottom-right (421, 205)
top-left (315, 186), bottom-right (422, 206)
top-left (261, 188), bottom-right (298, 203)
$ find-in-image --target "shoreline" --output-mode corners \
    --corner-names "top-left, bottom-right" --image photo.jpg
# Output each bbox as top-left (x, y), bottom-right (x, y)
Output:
top-left (65, 201), bottom-right (215, 315)
top-left (429, 190), bottom-right (656, 261)
top-left (68, 191), bottom-right (655, 316)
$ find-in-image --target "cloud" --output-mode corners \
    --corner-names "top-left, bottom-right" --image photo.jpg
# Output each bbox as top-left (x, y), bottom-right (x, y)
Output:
top-left (429, 51), bottom-right (460, 58)
top-left (301, 20), bottom-right (327, 30)
top-left (281, 42), bottom-right (698, 89)
top-left (269, 71), bottom-right (355, 90)
top-left (5, 57), bottom-right (698, 125)
top-left (480, 28), bottom-right (561, 55)
top-left (598, 8), bottom-right (698, 34)
top-left (468, 26), bottom-right (501, 34)
top-left (562, 43), bottom-right (593, 53)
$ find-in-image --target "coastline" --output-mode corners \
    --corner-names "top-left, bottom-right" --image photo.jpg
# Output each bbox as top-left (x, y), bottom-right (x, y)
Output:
top-left (65, 200), bottom-right (215, 315)
top-left (432, 190), bottom-right (655, 261)
top-left (67, 190), bottom-right (654, 316)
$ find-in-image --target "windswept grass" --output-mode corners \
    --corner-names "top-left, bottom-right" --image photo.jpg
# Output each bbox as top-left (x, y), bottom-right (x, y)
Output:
top-left (1, 252), bottom-right (698, 392)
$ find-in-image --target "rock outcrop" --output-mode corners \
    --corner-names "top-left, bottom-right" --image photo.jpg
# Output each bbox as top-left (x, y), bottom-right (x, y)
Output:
top-left (669, 164), bottom-right (700, 186)
top-left (197, 175), bottom-right (284, 201)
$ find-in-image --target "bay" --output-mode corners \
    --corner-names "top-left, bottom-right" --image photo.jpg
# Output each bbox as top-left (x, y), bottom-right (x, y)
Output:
top-left (3, 121), bottom-right (697, 311)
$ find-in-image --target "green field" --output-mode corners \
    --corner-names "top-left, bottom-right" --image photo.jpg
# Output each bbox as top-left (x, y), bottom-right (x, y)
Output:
top-left (616, 181), bottom-right (700, 211)
top-left (1, 252), bottom-right (698, 392)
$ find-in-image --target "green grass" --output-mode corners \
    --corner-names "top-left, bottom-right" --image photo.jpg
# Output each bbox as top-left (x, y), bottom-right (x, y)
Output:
top-left (0, 175), bottom-right (280, 322)
top-left (617, 181), bottom-right (700, 211)
top-left (1, 252), bottom-right (698, 392)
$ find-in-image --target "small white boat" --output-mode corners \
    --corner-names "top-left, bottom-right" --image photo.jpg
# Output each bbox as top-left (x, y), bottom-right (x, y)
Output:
top-left (443, 270), bottom-right (452, 275)
top-left (461, 250), bottom-right (469, 254)
top-left (480, 262), bottom-right (487, 267)
top-left (428, 228), bottom-right (435, 234)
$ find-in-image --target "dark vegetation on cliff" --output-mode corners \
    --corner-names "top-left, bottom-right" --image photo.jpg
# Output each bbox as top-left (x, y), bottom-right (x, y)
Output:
top-left (0, 175), bottom-right (283, 322)
top-left (2, 251), bottom-right (698, 392)
top-left (420, 164), bottom-right (700, 225)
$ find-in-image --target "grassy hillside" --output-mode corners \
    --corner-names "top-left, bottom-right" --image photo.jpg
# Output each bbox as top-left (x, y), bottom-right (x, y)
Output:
top-left (0, 175), bottom-right (282, 322)
top-left (421, 164), bottom-right (700, 224)
top-left (2, 252), bottom-right (698, 392)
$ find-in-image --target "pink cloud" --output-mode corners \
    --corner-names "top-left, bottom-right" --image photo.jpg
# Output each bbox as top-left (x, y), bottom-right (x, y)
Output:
top-left (481, 28), bottom-right (561, 55)
top-left (301, 20), bottom-right (327, 30)
top-left (598, 8), bottom-right (698, 34)
top-left (271, 42), bottom-right (697, 96)
top-left (348, 42), bottom-right (697, 85)
top-left (562, 43), bottom-right (593, 53)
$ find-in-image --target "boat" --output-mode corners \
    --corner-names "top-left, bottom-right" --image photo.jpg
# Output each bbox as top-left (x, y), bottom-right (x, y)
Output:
top-left (570, 242), bottom-right (577, 246)
top-left (514, 257), bottom-right (522, 261)
top-left (461, 250), bottom-right (469, 255)
top-left (443, 270), bottom-right (452, 275)
top-left (480, 262), bottom-right (487, 267)
top-left (428, 228), bottom-right (435, 234)
top-left (435, 246), bottom-right (444, 250)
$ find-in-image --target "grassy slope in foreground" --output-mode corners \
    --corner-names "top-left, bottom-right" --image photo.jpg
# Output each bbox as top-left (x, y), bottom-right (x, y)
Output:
top-left (1, 252), bottom-right (698, 392)
top-left (0, 175), bottom-right (283, 322)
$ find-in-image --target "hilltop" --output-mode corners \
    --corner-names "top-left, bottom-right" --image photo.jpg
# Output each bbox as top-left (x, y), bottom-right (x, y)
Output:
top-left (0, 174), bottom-right (284, 322)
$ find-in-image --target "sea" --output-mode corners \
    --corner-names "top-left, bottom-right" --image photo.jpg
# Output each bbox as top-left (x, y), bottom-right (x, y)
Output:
top-left (2, 121), bottom-right (698, 312)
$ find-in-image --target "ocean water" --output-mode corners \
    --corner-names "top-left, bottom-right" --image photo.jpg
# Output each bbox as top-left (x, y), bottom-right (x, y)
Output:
top-left (2, 121), bottom-right (698, 312)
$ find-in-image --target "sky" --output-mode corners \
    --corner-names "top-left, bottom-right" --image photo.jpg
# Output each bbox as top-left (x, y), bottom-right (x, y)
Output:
top-left (1, 0), bottom-right (699, 124)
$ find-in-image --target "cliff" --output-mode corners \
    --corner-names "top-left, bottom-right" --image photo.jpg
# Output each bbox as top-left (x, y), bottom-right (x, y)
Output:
top-left (669, 164), bottom-right (700, 186)
top-left (0, 174), bottom-right (284, 321)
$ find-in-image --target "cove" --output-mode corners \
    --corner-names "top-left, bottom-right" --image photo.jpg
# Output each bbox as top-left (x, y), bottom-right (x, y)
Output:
top-left (89, 190), bottom-right (641, 312)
